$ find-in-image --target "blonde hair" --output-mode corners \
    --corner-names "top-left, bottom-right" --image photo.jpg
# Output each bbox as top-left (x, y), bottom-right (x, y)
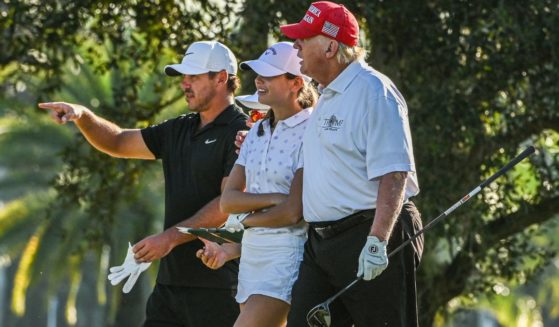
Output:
top-left (336, 42), bottom-right (366, 64)
top-left (315, 35), bottom-right (366, 64)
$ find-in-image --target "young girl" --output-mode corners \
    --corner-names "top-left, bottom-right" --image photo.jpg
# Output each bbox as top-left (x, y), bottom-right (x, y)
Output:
top-left (196, 41), bottom-right (317, 327)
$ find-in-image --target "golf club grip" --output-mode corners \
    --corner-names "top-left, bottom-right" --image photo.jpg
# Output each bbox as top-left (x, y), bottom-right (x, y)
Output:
top-left (480, 146), bottom-right (535, 188)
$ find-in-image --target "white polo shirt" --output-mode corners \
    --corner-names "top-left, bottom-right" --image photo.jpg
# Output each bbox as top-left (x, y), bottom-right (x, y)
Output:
top-left (302, 61), bottom-right (419, 222)
top-left (236, 108), bottom-right (313, 235)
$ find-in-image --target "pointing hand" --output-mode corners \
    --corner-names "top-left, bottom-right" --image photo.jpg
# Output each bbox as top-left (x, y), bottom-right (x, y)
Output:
top-left (38, 102), bottom-right (87, 124)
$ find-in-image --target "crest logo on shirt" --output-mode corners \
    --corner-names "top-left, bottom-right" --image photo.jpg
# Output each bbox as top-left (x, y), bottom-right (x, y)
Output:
top-left (321, 115), bottom-right (344, 131)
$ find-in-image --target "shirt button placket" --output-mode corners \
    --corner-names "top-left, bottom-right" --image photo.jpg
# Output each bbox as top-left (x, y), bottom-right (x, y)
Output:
top-left (261, 123), bottom-right (271, 175)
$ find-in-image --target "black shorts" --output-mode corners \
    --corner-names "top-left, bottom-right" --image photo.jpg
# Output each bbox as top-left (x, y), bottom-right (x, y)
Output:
top-left (144, 283), bottom-right (239, 327)
top-left (287, 202), bottom-right (424, 327)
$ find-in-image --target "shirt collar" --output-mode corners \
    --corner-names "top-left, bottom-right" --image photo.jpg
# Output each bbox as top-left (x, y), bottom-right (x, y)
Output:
top-left (261, 107), bottom-right (313, 131)
top-left (279, 108), bottom-right (313, 128)
top-left (211, 104), bottom-right (246, 126)
top-left (193, 104), bottom-right (245, 136)
top-left (323, 60), bottom-right (363, 95)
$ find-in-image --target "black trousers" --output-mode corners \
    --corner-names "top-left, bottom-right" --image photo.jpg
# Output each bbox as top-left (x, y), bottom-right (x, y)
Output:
top-left (144, 283), bottom-right (239, 327)
top-left (287, 202), bottom-right (424, 327)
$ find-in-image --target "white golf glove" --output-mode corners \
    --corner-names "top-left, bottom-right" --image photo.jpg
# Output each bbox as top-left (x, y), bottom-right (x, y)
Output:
top-left (357, 236), bottom-right (388, 281)
top-left (108, 243), bottom-right (151, 293)
top-left (122, 260), bottom-right (151, 293)
top-left (224, 213), bottom-right (250, 232)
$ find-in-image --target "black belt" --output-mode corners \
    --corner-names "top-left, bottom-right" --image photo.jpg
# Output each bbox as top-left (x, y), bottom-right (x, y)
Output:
top-left (308, 209), bottom-right (375, 239)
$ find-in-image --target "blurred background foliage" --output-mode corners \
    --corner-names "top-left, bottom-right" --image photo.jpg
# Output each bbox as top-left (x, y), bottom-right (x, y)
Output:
top-left (0, 0), bottom-right (558, 326)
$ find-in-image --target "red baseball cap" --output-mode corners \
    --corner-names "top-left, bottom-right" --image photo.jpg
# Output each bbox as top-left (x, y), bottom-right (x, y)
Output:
top-left (280, 1), bottom-right (359, 47)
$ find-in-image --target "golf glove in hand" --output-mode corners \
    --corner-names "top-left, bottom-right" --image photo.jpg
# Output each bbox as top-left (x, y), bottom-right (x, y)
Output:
top-left (122, 260), bottom-right (151, 293)
top-left (357, 236), bottom-right (388, 281)
top-left (224, 213), bottom-right (250, 232)
top-left (108, 243), bottom-right (151, 293)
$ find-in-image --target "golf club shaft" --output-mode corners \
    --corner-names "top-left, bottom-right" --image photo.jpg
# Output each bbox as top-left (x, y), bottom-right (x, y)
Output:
top-left (389, 145), bottom-right (535, 257)
top-left (325, 146), bottom-right (535, 304)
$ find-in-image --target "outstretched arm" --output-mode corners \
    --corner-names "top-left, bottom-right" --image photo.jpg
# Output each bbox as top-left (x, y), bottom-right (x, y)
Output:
top-left (38, 101), bottom-right (154, 159)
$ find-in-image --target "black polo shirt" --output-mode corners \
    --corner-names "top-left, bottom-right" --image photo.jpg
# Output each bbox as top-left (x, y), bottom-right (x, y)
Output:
top-left (141, 104), bottom-right (248, 288)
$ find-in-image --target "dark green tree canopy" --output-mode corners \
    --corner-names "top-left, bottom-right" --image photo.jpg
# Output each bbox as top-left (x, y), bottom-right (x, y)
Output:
top-left (1, 1), bottom-right (558, 326)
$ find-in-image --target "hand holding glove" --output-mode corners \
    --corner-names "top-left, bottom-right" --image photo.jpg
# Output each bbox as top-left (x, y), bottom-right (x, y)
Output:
top-left (357, 236), bottom-right (388, 281)
top-left (108, 243), bottom-right (151, 293)
top-left (224, 213), bottom-right (250, 232)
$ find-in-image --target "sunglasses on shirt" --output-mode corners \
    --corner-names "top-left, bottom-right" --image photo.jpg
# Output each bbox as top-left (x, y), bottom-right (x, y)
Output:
top-left (249, 109), bottom-right (266, 123)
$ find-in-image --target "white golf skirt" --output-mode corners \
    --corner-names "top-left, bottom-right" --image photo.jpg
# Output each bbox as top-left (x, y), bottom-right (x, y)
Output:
top-left (236, 230), bottom-right (306, 304)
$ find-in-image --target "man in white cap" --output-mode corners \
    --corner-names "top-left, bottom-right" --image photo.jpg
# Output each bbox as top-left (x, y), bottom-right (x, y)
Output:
top-left (39, 40), bottom-right (247, 326)
top-left (280, 2), bottom-right (424, 327)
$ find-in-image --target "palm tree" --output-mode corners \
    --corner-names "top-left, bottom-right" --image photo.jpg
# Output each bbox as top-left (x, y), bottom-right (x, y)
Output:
top-left (0, 57), bottom-right (175, 327)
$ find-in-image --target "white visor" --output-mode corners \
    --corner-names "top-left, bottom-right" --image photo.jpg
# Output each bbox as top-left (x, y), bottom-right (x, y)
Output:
top-left (235, 92), bottom-right (270, 110)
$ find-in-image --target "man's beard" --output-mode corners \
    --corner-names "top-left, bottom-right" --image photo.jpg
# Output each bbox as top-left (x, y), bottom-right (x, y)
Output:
top-left (187, 88), bottom-right (217, 113)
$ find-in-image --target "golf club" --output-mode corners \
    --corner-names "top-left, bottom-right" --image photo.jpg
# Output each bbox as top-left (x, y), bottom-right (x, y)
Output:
top-left (306, 146), bottom-right (536, 327)
top-left (176, 227), bottom-right (243, 244)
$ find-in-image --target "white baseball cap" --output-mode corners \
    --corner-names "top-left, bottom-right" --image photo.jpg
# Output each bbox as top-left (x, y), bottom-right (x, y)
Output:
top-left (240, 41), bottom-right (311, 81)
top-left (165, 41), bottom-right (237, 76)
top-left (235, 92), bottom-right (271, 110)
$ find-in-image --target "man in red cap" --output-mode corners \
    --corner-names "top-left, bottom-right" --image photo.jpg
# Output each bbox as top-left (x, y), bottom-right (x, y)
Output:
top-left (280, 2), bottom-right (424, 326)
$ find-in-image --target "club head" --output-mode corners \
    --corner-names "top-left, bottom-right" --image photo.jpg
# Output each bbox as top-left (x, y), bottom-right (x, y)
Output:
top-left (306, 302), bottom-right (331, 327)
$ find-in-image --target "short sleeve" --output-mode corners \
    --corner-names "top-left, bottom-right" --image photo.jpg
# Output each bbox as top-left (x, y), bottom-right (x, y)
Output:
top-left (235, 121), bottom-right (259, 167)
top-left (295, 142), bottom-right (304, 170)
top-left (366, 95), bottom-right (416, 180)
top-left (223, 119), bottom-right (250, 176)
top-left (141, 119), bottom-right (174, 159)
